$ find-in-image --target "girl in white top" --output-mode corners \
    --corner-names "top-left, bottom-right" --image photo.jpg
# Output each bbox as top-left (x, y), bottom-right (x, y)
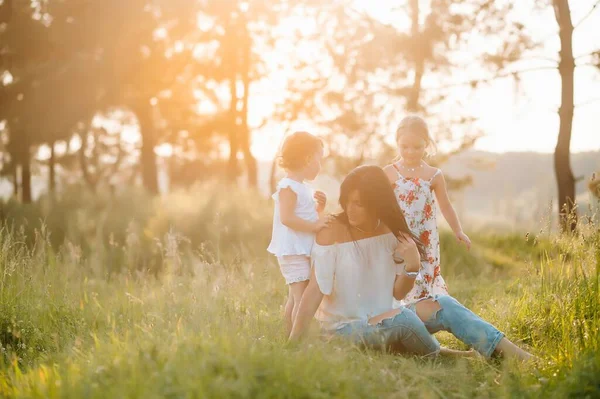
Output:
top-left (267, 131), bottom-right (330, 333)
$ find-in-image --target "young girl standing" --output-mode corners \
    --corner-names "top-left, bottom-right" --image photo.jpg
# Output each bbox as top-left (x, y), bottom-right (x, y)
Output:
top-left (384, 116), bottom-right (471, 305)
top-left (267, 131), bottom-right (330, 333)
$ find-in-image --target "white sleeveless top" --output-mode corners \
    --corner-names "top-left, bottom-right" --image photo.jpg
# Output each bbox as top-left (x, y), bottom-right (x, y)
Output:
top-left (267, 178), bottom-right (318, 257)
top-left (311, 232), bottom-right (405, 331)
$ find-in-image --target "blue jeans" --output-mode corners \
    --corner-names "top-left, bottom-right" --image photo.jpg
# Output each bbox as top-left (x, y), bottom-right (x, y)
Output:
top-left (408, 295), bottom-right (505, 358)
top-left (334, 308), bottom-right (440, 356)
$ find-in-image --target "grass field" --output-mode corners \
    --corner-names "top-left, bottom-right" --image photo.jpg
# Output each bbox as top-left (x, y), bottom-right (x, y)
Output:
top-left (0, 185), bottom-right (598, 398)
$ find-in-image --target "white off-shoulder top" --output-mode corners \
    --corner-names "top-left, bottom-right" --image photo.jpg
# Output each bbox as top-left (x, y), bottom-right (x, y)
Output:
top-left (311, 232), bottom-right (406, 331)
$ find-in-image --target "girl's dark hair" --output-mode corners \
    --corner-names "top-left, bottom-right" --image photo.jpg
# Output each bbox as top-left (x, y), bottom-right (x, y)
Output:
top-left (278, 131), bottom-right (323, 171)
top-left (337, 165), bottom-right (425, 256)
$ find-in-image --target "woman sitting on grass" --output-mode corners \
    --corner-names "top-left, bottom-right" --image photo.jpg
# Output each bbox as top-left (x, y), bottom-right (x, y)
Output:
top-left (289, 166), bottom-right (533, 361)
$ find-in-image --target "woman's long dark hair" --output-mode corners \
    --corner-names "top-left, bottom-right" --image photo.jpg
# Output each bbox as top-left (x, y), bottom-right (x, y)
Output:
top-left (337, 165), bottom-right (426, 256)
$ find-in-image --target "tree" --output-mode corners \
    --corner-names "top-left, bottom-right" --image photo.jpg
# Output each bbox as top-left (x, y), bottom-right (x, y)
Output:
top-left (38, 0), bottom-right (207, 195)
top-left (2, 1), bottom-right (312, 195)
top-left (77, 125), bottom-right (128, 192)
top-left (283, 0), bottom-right (596, 234)
top-left (552, 0), bottom-right (576, 232)
top-left (54, 0), bottom-right (281, 191)
top-left (272, 1), bottom-right (532, 178)
top-left (0, 1), bottom-right (65, 202)
top-left (0, 0), bottom-right (124, 201)
top-left (440, 0), bottom-right (599, 232)
top-left (590, 173), bottom-right (600, 199)
top-left (201, 0), bottom-right (287, 187)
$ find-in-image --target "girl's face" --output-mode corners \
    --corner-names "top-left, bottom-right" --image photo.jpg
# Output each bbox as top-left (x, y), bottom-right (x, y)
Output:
top-left (302, 147), bottom-right (323, 181)
top-left (397, 132), bottom-right (426, 163)
top-left (346, 190), bottom-right (371, 228)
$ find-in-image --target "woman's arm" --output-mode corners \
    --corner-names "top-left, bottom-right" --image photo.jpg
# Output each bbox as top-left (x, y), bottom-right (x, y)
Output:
top-left (393, 271), bottom-right (417, 301)
top-left (280, 188), bottom-right (326, 233)
top-left (392, 233), bottom-right (420, 300)
top-left (289, 267), bottom-right (324, 341)
top-left (432, 172), bottom-right (471, 249)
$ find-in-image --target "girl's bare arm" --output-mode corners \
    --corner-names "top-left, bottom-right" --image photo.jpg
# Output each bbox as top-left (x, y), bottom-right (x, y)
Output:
top-left (432, 172), bottom-right (463, 234)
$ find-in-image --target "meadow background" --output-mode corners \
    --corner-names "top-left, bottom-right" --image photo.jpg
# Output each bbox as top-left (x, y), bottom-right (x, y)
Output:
top-left (1, 0), bottom-right (600, 397)
top-left (0, 186), bottom-right (597, 398)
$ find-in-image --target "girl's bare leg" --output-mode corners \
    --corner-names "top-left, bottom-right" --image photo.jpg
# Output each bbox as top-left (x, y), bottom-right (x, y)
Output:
top-left (290, 280), bottom-right (309, 326)
top-left (284, 286), bottom-right (294, 334)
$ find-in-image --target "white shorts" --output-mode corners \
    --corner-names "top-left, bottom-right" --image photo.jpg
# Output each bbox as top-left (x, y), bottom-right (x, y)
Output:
top-left (277, 255), bottom-right (311, 285)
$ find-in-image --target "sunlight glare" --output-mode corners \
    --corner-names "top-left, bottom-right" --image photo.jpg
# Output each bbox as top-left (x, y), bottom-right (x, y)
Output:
top-left (2, 71), bottom-right (13, 85)
top-left (154, 27), bottom-right (168, 40)
top-left (196, 13), bottom-right (214, 31)
top-left (156, 143), bottom-right (174, 157)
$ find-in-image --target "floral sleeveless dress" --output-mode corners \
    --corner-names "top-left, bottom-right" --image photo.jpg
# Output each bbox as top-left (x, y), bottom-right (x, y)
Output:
top-left (392, 163), bottom-right (449, 305)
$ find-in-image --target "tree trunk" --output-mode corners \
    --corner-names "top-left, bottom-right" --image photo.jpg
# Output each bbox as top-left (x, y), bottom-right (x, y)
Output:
top-left (79, 131), bottom-right (97, 192)
top-left (0, 0), bottom-right (12, 23)
top-left (553, 0), bottom-right (577, 232)
top-left (227, 73), bottom-right (240, 182)
top-left (240, 24), bottom-right (257, 188)
top-left (269, 158), bottom-right (277, 195)
top-left (407, 0), bottom-right (424, 112)
top-left (135, 103), bottom-right (159, 195)
top-left (22, 160), bottom-right (31, 204)
top-left (12, 165), bottom-right (19, 199)
top-left (225, 18), bottom-right (240, 183)
top-left (12, 131), bottom-right (32, 204)
top-left (49, 141), bottom-right (56, 194)
top-left (20, 135), bottom-right (32, 203)
top-left (240, 112), bottom-right (257, 189)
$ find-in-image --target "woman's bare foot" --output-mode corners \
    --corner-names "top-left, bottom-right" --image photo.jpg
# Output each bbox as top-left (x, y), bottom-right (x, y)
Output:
top-left (494, 338), bottom-right (535, 361)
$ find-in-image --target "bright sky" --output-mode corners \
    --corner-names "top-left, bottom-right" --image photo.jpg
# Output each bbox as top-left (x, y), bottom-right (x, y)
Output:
top-left (249, 0), bottom-right (600, 161)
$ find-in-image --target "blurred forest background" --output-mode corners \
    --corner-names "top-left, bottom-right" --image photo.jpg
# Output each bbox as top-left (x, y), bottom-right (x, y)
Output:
top-left (0, 0), bottom-right (599, 233)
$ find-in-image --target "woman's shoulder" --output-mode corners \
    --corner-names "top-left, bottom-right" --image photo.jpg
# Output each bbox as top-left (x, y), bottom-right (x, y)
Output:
top-left (316, 219), bottom-right (394, 247)
top-left (315, 219), bottom-right (347, 246)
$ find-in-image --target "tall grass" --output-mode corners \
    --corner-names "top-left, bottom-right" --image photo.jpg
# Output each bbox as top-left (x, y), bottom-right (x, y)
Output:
top-left (507, 221), bottom-right (600, 397)
top-left (0, 185), bottom-right (598, 398)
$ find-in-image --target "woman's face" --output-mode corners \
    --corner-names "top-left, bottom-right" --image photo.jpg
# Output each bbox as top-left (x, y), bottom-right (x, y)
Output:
top-left (346, 189), bottom-right (371, 227)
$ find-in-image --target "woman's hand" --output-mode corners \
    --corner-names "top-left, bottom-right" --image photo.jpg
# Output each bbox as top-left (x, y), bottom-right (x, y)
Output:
top-left (455, 231), bottom-right (471, 251)
top-left (396, 233), bottom-right (421, 272)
